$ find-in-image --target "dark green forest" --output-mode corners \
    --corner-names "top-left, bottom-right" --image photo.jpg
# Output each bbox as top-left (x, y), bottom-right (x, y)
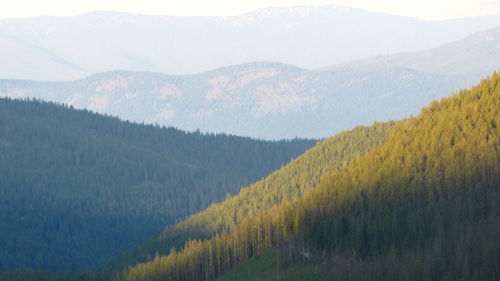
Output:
top-left (104, 120), bottom-right (395, 273)
top-left (0, 98), bottom-right (315, 272)
top-left (1, 72), bottom-right (498, 281)
top-left (119, 72), bottom-right (499, 281)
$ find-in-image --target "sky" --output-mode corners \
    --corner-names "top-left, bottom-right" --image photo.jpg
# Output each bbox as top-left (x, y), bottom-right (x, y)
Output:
top-left (1, 0), bottom-right (499, 20)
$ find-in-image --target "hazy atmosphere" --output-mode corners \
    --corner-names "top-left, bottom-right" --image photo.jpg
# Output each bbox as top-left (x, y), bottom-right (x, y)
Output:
top-left (0, 1), bottom-right (498, 281)
top-left (2, 0), bottom-right (500, 19)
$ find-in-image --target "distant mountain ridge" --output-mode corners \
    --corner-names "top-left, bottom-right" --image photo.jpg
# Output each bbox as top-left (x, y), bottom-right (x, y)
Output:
top-left (0, 63), bottom-right (462, 139)
top-left (322, 26), bottom-right (500, 76)
top-left (1, 26), bottom-right (499, 139)
top-left (2, 5), bottom-right (500, 80)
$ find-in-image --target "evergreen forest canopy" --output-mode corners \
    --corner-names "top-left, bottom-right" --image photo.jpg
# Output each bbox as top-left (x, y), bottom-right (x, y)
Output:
top-left (119, 72), bottom-right (499, 281)
top-left (0, 98), bottom-right (315, 272)
top-left (104, 120), bottom-right (395, 273)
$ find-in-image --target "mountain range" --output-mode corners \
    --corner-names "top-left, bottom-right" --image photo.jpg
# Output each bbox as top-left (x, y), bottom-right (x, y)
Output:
top-left (322, 26), bottom-right (500, 76)
top-left (2, 5), bottom-right (500, 80)
top-left (1, 26), bottom-right (499, 139)
top-left (0, 5), bottom-right (498, 281)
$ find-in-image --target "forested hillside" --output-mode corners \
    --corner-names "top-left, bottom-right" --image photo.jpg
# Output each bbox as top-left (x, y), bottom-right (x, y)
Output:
top-left (105, 121), bottom-right (395, 272)
top-left (120, 72), bottom-right (499, 281)
top-left (0, 98), bottom-right (315, 272)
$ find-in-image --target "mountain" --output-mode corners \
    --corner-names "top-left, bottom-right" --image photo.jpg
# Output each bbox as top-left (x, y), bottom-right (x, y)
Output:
top-left (118, 72), bottom-right (499, 281)
top-left (322, 26), bottom-right (500, 77)
top-left (103, 122), bottom-right (395, 274)
top-left (3, 25), bottom-right (500, 140)
top-left (0, 98), bottom-right (314, 272)
top-left (0, 62), bottom-right (473, 140)
top-left (2, 5), bottom-right (500, 80)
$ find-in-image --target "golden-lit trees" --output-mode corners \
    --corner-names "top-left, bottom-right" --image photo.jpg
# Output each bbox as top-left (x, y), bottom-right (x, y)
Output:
top-left (108, 120), bottom-right (394, 272)
top-left (120, 72), bottom-right (499, 281)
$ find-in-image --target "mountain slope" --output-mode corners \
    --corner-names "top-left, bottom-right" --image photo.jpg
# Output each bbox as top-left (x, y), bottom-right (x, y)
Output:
top-left (2, 6), bottom-right (500, 80)
top-left (0, 63), bottom-right (469, 139)
top-left (104, 121), bottom-right (395, 273)
top-left (120, 72), bottom-right (499, 281)
top-left (3, 26), bottom-right (499, 140)
top-left (323, 26), bottom-right (500, 77)
top-left (0, 98), bottom-right (314, 272)
top-left (0, 34), bottom-right (82, 80)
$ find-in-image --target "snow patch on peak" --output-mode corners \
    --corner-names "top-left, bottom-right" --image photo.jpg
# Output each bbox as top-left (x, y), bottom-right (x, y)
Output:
top-left (217, 5), bottom-right (352, 26)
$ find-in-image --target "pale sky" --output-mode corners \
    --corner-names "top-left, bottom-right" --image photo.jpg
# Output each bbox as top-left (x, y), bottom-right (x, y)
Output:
top-left (1, 0), bottom-right (500, 20)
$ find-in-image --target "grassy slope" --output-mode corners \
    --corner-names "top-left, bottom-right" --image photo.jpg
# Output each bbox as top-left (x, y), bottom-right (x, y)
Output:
top-left (216, 248), bottom-right (326, 281)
